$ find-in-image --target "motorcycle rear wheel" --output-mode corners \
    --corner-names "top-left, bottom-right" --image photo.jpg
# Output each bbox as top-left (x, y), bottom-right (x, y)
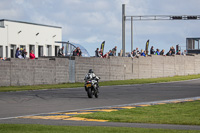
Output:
top-left (94, 92), bottom-right (98, 98)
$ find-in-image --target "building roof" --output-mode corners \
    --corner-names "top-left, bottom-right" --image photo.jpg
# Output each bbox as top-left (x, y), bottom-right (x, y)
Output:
top-left (0, 19), bottom-right (62, 29)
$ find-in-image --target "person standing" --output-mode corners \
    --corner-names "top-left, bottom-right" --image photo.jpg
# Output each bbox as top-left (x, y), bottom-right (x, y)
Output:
top-left (99, 49), bottom-right (103, 57)
top-left (58, 46), bottom-right (64, 57)
top-left (112, 46), bottom-right (117, 56)
top-left (95, 48), bottom-right (100, 57)
top-left (30, 50), bottom-right (35, 59)
top-left (22, 49), bottom-right (27, 59)
top-left (15, 47), bottom-right (20, 58)
top-left (176, 50), bottom-right (181, 55)
top-left (77, 49), bottom-right (82, 56)
top-left (155, 49), bottom-right (160, 55)
top-left (76, 47), bottom-right (82, 56)
top-left (140, 49), bottom-right (146, 56)
top-left (73, 49), bottom-right (77, 56)
top-left (170, 46), bottom-right (175, 55)
top-left (160, 49), bottom-right (165, 55)
top-left (150, 46), bottom-right (155, 55)
top-left (166, 50), bottom-right (172, 56)
top-left (109, 50), bottom-right (113, 56)
top-left (182, 50), bottom-right (187, 56)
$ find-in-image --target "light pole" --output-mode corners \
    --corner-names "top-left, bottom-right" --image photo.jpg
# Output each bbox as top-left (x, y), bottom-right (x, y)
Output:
top-left (122, 4), bottom-right (200, 57)
top-left (122, 4), bottom-right (126, 57)
top-left (5, 24), bottom-right (9, 58)
top-left (131, 16), bottom-right (133, 52)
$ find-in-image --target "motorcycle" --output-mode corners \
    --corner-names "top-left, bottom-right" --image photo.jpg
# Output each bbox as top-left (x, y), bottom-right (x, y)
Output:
top-left (84, 77), bottom-right (100, 98)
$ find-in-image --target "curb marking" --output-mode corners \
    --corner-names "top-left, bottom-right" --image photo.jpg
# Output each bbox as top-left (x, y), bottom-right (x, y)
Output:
top-left (18, 97), bottom-right (200, 122)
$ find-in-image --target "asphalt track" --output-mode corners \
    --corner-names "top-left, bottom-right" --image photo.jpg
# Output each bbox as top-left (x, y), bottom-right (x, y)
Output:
top-left (0, 79), bottom-right (200, 130)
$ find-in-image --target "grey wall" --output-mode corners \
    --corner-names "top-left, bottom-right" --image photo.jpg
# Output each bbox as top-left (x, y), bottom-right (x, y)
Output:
top-left (74, 55), bottom-right (200, 82)
top-left (0, 58), bottom-right (69, 86)
top-left (0, 55), bottom-right (200, 87)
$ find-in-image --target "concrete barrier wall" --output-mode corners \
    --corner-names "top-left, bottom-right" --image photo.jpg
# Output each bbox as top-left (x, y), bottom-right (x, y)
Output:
top-left (0, 55), bottom-right (200, 86)
top-left (74, 55), bottom-right (200, 82)
top-left (0, 58), bottom-right (69, 86)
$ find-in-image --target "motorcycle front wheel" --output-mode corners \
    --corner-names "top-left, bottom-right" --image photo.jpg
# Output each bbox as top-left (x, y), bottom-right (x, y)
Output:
top-left (87, 88), bottom-right (93, 98)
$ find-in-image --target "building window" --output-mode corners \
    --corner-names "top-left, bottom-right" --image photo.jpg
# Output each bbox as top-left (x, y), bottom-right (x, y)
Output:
top-left (10, 44), bottom-right (16, 58)
top-left (55, 46), bottom-right (60, 56)
top-left (29, 45), bottom-right (35, 55)
top-left (0, 46), bottom-right (3, 58)
top-left (38, 46), bottom-right (43, 57)
top-left (6, 46), bottom-right (8, 58)
top-left (20, 45), bottom-right (26, 50)
top-left (47, 45), bottom-right (52, 56)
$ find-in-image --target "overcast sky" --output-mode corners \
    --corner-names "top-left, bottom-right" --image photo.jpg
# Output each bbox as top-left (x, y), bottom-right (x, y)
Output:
top-left (1, 0), bottom-right (200, 56)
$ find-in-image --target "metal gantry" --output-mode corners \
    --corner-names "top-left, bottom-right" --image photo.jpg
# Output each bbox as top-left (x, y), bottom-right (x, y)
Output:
top-left (122, 4), bottom-right (200, 56)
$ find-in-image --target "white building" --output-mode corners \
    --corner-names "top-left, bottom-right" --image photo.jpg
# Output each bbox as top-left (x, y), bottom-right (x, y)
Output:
top-left (0, 19), bottom-right (62, 58)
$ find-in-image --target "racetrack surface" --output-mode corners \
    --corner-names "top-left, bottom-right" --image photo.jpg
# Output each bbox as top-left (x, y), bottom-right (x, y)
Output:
top-left (0, 79), bottom-right (200, 129)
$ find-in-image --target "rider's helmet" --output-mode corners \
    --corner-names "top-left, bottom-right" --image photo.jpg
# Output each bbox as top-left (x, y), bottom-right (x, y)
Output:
top-left (89, 69), bottom-right (93, 73)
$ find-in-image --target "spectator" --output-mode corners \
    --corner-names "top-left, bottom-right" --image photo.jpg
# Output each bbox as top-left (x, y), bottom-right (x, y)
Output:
top-left (17, 48), bottom-right (24, 59)
top-left (176, 50), bottom-right (181, 55)
top-left (150, 46), bottom-right (155, 55)
top-left (0, 57), bottom-right (3, 60)
top-left (30, 50), bottom-right (35, 59)
top-left (15, 47), bottom-right (20, 58)
top-left (112, 46), bottom-right (117, 56)
top-left (160, 49), bottom-right (165, 55)
top-left (170, 46), bottom-right (175, 55)
top-left (182, 50), bottom-right (187, 56)
top-left (140, 49), bottom-right (146, 56)
top-left (144, 50), bottom-right (147, 56)
top-left (155, 49), bottom-right (160, 55)
top-left (58, 46), bottom-right (64, 57)
top-left (136, 47), bottom-right (140, 55)
top-left (132, 50), bottom-right (136, 57)
top-left (112, 51), bottom-right (116, 56)
top-left (102, 52), bottom-right (109, 58)
top-left (73, 49), bottom-right (77, 56)
top-left (109, 50), bottom-right (113, 56)
top-left (166, 50), bottom-right (172, 56)
top-left (77, 49), bottom-right (82, 56)
top-left (22, 49), bottom-right (27, 59)
top-left (95, 48), bottom-right (100, 57)
top-left (128, 51), bottom-right (134, 58)
top-left (99, 49), bottom-right (103, 57)
top-left (76, 47), bottom-right (82, 56)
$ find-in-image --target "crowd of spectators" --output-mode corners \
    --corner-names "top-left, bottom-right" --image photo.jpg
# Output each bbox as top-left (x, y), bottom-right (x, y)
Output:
top-left (73, 47), bottom-right (82, 56)
top-left (0, 47), bottom-right (35, 60)
top-left (0, 44), bottom-right (189, 61)
top-left (0, 57), bottom-right (6, 61)
top-left (14, 47), bottom-right (35, 59)
top-left (127, 46), bottom-right (187, 58)
top-left (57, 46), bottom-right (82, 57)
top-left (95, 46), bottom-right (117, 58)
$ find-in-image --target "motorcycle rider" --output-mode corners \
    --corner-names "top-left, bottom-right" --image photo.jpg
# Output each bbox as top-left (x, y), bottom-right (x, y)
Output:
top-left (84, 69), bottom-right (100, 92)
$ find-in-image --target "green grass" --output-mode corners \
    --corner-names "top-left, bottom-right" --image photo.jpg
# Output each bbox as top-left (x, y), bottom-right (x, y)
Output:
top-left (0, 83), bottom-right (83, 92)
top-left (0, 74), bottom-right (200, 92)
top-left (75, 101), bottom-right (200, 125)
top-left (0, 124), bottom-right (199, 133)
top-left (100, 74), bottom-right (200, 86)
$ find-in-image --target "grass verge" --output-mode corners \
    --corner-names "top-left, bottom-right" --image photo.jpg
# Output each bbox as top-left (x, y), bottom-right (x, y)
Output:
top-left (75, 101), bottom-right (200, 125)
top-left (0, 74), bottom-right (200, 92)
top-left (0, 124), bottom-right (199, 133)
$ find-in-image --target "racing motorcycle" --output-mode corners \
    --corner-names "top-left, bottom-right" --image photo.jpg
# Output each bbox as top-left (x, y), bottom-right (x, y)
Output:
top-left (84, 76), bottom-right (100, 98)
